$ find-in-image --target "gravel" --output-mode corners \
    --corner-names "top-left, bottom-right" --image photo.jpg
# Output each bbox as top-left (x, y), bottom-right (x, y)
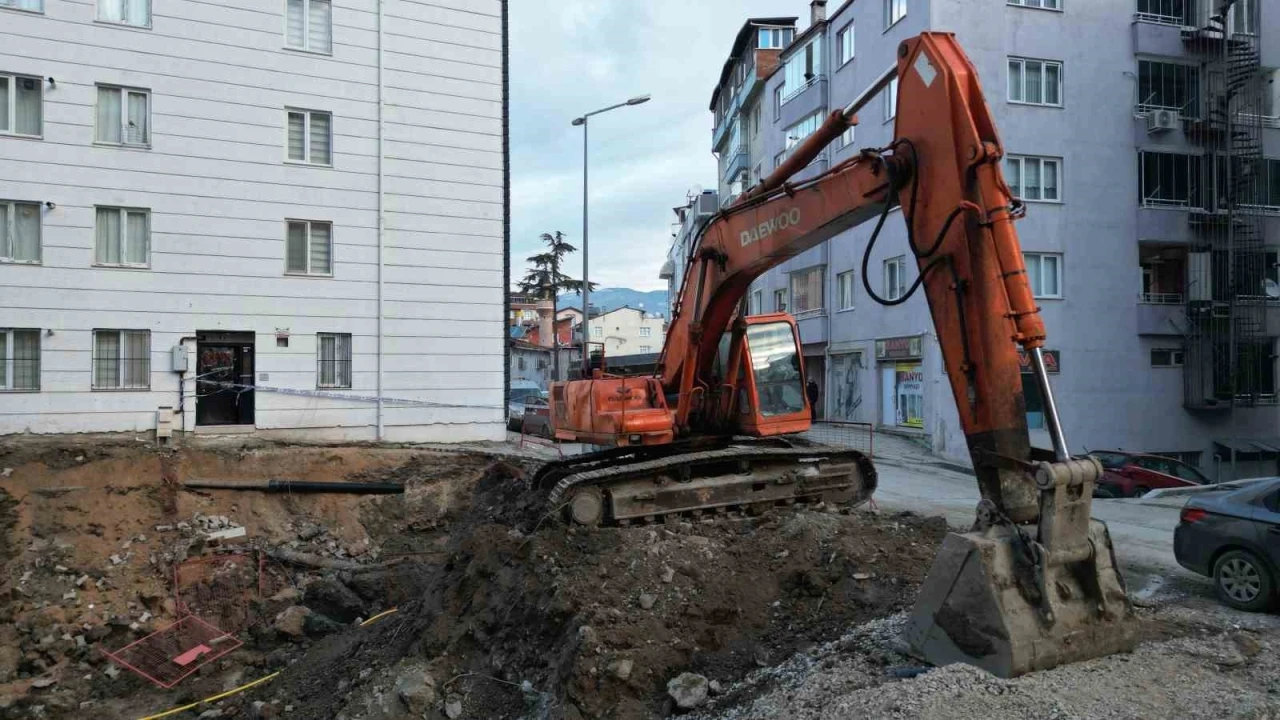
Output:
top-left (693, 601), bottom-right (1280, 720)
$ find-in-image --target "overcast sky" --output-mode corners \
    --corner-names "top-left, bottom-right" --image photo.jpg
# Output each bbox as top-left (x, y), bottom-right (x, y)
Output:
top-left (508, 0), bottom-right (813, 292)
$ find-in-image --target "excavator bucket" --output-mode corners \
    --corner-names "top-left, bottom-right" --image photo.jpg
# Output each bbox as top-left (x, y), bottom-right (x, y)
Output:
top-left (902, 458), bottom-right (1137, 677)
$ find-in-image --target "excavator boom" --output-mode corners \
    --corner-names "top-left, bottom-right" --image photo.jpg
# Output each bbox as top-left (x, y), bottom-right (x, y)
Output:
top-left (538, 32), bottom-right (1135, 677)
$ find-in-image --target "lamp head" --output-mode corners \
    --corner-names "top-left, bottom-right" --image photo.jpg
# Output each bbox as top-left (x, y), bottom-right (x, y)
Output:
top-left (627, 94), bottom-right (651, 106)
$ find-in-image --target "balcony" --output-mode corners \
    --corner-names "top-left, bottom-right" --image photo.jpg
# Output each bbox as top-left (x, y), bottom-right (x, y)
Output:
top-left (711, 71), bottom-right (760, 151)
top-left (795, 309), bottom-right (828, 345)
top-left (1131, 15), bottom-right (1189, 57)
top-left (1137, 295), bottom-right (1186, 335)
top-left (777, 75), bottom-right (828, 129)
top-left (723, 145), bottom-right (749, 183)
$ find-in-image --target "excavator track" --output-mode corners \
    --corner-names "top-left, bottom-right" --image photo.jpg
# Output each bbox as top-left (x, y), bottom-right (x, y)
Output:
top-left (538, 443), bottom-right (877, 526)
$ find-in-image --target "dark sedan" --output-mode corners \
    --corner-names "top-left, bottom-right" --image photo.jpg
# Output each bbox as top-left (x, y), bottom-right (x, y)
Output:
top-left (1174, 477), bottom-right (1280, 612)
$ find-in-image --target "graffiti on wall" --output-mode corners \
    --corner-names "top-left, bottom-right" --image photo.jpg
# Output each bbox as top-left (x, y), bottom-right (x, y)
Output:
top-left (830, 352), bottom-right (865, 422)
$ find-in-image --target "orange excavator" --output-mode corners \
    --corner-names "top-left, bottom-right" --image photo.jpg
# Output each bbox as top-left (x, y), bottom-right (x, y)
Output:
top-left (534, 33), bottom-right (1135, 677)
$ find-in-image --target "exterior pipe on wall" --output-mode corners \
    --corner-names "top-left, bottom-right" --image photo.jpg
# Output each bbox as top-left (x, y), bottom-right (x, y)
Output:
top-left (376, 0), bottom-right (386, 441)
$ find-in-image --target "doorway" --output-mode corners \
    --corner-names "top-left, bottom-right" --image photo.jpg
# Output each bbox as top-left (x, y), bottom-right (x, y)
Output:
top-left (196, 332), bottom-right (255, 427)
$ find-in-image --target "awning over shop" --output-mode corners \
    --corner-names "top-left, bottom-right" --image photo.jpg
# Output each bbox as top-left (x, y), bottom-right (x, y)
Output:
top-left (1214, 438), bottom-right (1280, 457)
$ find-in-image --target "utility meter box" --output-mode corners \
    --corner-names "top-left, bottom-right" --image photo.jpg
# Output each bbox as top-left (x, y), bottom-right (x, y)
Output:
top-left (171, 345), bottom-right (188, 373)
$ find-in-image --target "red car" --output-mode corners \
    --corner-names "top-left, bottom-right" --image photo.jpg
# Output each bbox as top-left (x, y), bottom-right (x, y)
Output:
top-left (1091, 451), bottom-right (1211, 498)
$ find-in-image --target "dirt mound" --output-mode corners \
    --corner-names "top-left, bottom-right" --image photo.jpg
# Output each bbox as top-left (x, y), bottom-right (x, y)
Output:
top-left (261, 467), bottom-right (946, 720)
top-left (0, 440), bottom-right (946, 720)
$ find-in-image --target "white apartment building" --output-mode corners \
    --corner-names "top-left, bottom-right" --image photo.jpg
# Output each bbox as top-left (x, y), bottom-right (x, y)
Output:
top-left (0, 0), bottom-right (507, 442)
top-left (581, 307), bottom-right (665, 358)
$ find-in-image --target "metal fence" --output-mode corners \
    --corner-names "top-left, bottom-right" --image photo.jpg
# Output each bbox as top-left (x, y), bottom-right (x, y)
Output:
top-left (799, 421), bottom-right (875, 458)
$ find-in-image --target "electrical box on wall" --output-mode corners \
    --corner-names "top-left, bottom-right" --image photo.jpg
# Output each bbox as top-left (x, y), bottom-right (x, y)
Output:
top-left (171, 345), bottom-right (188, 372)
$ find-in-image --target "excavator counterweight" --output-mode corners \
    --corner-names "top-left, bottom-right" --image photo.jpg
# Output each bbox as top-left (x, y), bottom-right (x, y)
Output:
top-left (537, 31), bottom-right (1135, 677)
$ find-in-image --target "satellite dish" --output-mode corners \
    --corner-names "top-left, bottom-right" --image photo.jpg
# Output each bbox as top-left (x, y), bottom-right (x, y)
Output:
top-left (1266, 279), bottom-right (1279, 299)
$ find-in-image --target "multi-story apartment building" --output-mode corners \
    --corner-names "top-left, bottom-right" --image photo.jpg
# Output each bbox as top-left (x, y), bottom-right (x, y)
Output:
top-left (700, 0), bottom-right (1279, 478)
top-left (0, 0), bottom-right (508, 442)
top-left (711, 17), bottom-right (797, 204)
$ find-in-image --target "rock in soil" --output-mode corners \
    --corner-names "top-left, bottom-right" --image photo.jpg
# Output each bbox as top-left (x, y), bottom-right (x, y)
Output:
top-left (668, 672), bottom-right (710, 710)
top-left (274, 606), bottom-right (311, 639)
top-left (303, 577), bottom-right (366, 624)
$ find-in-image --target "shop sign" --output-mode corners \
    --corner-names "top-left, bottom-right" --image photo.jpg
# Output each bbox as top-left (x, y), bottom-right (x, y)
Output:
top-left (876, 335), bottom-right (922, 361)
top-left (1017, 349), bottom-right (1060, 374)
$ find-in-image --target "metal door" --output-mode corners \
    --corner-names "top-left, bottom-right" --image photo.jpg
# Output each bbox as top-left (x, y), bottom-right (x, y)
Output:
top-left (196, 343), bottom-right (255, 426)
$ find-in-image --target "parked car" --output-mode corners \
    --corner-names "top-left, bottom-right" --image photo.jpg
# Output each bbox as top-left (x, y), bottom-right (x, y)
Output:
top-left (508, 381), bottom-right (543, 430)
top-left (1174, 477), bottom-right (1280, 612)
top-left (521, 394), bottom-right (553, 439)
top-left (1090, 451), bottom-right (1210, 498)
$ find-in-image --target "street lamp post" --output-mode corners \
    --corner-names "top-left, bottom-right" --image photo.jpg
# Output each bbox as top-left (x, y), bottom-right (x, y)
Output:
top-left (571, 94), bottom-right (651, 375)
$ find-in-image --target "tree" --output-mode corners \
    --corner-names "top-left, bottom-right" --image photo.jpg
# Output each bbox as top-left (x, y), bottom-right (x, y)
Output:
top-left (516, 232), bottom-right (598, 380)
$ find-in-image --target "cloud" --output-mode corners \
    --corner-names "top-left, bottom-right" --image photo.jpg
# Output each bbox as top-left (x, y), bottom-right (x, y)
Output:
top-left (510, 0), bottom-right (811, 291)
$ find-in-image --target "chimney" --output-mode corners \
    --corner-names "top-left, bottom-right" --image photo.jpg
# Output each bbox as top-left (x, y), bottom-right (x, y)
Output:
top-left (811, 0), bottom-right (827, 24)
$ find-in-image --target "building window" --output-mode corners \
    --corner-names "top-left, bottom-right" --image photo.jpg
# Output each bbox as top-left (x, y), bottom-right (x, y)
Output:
top-left (92, 329), bottom-right (150, 390)
top-left (286, 109), bottom-right (332, 166)
top-left (791, 266), bottom-right (824, 313)
top-left (517, 355), bottom-right (526, 371)
top-left (837, 24), bottom-right (855, 66)
top-left (773, 289), bottom-right (787, 312)
top-left (639, 346), bottom-right (652, 353)
top-left (749, 289), bottom-right (763, 315)
top-left (0, 200), bottom-right (41, 263)
top-left (0, 0), bottom-right (43, 12)
top-left (752, 105), bottom-right (761, 139)
top-left (837, 270), bottom-right (855, 311)
top-left (884, 75), bottom-right (899, 121)
top-left (98, 0), bottom-right (149, 26)
top-left (1139, 151), bottom-right (1202, 208)
top-left (0, 329), bottom-right (39, 391)
top-left (838, 126), bottom-right (856, 149)
top-left (1261, 158), bottom-right (1280, 209)
top-left (885, 0), bottom-right (906, 28)
top-left (1009, 0), bottom-right (1059, 8)
top-left (0, 73), bottom-right (42, 137)
top-left (286, 0), bottom-right (332, 53)
top-left (1024, 252), bottom-right (1062, 298)
top-left (286, 220), bottom-right (333, 276)
top-left (316, 333), bottom-right (351, 388)
top-left (758, 26), bottom-right (794, 50)
top-left (781, 37), bottom-right (823, 104)
top-left (1008, 57), bottom-right (1062, 106)
top-left (1136, 0), bottom-right (1192, 25)
top-left (639, 326), bottom-right (652, 338)
top-left (1228, 0), bottom-right (1254, 34)
top-left (884, 256), bottom-right (907, 301)
top-left (94, 207), bottom-right (150, 268)
top-left (1150, 348), bottom-right (1185, 367)
top-left (1137, 61), bottom-right (1199, 116)
top-left (591, 325), bottom-right (602, 338)
top-left (777, 112), bottom-right (823, 165)
top-left (95, 86), bottom-right (150, 147)
top-left (1004, 156), bottom-right (1061, 201)
top-left (773, 84), bottom-right (783, 118)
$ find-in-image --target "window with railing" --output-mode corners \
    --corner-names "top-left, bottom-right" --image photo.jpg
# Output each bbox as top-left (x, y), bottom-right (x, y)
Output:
top-left (317, 332), bottom-right (352, 389)
top-left (0, 328), bottom-right (39, 391)
top-left (1139, 151), bottom-right (1204, 208)
top-left (1135, 0), bottom-right (1192, 25)
top-left (781, 36), bottom-right (823, 105)
top-left (93, 329), bottom-right (150, 390)
top-left (1140, 256), bottom-right (1185, 304)
top-left (1137, 61), bottom-right (1199, 117)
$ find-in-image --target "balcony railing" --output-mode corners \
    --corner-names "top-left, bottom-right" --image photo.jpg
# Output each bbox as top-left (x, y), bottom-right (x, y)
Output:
top-left (780, 75), bottom-right (823, 107)
top-left (1140, 292), bottom-right (1185, 304)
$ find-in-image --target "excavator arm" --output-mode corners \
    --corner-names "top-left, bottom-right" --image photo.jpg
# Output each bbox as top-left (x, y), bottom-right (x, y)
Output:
top-left (546, 33), bottom-right (1135, 677)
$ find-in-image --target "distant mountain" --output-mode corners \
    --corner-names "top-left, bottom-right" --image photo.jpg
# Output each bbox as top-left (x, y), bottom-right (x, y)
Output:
top-left (557, 288), bottom-right (669, 315)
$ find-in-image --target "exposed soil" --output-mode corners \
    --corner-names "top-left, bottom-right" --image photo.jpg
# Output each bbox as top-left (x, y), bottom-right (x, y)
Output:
top-left (0, 439), bottom-right (946, 720)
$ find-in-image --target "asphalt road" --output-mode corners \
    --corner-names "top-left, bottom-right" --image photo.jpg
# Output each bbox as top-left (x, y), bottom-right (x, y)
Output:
top-left (868, 457), bottom-right (1207, 595)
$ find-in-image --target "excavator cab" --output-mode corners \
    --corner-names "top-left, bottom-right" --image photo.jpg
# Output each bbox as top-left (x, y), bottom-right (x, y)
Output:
top-left (732, 315), bottom-right (814, 438)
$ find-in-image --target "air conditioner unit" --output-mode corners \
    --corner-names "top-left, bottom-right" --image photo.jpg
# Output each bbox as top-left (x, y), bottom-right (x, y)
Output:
top-left (1147, 109), bottom-right (1179, 133)
top-left (694, 191), bottom-right (718, 218)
